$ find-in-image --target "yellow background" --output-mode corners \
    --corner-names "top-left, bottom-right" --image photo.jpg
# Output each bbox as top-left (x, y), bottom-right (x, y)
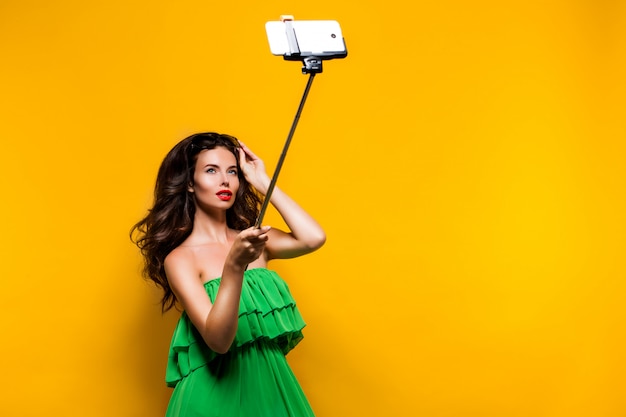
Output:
top-left (1, 1), bottom-right (625, 416)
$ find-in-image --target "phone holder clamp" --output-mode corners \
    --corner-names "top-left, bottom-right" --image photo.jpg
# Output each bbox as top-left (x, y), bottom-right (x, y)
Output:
top-left (302, 56), bottom-right (323, 74)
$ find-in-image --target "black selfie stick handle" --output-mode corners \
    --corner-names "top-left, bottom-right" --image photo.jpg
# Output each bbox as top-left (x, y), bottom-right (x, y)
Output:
top-left (255, 72), bottom-right (316, 227)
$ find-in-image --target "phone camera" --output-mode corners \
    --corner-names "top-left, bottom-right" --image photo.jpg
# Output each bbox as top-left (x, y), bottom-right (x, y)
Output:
top-left (331, 33), bottom-right (336, 38)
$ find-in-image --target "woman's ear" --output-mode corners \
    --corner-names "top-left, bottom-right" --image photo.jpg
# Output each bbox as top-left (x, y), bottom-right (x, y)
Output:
top-left (187, 182), bottom-right (194, 193)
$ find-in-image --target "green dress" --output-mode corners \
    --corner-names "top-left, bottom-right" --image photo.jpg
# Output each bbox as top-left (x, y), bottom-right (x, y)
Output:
top-left (165, 268), bottom-right (315, 416)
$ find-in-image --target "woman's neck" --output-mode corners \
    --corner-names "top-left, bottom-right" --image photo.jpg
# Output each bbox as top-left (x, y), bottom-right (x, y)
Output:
top-left (188, 209), bottom-right (233, 245)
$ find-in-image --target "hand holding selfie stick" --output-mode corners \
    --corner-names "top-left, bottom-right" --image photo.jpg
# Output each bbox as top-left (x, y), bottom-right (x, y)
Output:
top-left (255, 16), bottom-right (347, 228)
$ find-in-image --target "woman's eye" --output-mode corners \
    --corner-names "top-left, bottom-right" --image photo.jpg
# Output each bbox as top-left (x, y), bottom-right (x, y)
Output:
top-left (228, 169), bottom-right (238, 175)
top-left (206, 168), bottom-right (216, 173)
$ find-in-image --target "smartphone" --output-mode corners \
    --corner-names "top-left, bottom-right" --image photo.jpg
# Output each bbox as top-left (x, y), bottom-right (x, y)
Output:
top-left (265, 20), bottom-right (347, 60)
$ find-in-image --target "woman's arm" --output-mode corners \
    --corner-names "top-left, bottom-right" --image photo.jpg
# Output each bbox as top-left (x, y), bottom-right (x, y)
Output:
top-left (238, 143), bottom-right (326, 260)
top-left (164, 226), bottom-right (270, 354)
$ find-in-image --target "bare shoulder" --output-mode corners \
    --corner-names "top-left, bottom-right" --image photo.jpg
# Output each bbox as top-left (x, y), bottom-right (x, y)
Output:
top-left (164, 246), bottom-right (199, 286)
top-left (165, 245), bottom-right (193, 268)
top-left (163, 245), bottom-right (214, 319)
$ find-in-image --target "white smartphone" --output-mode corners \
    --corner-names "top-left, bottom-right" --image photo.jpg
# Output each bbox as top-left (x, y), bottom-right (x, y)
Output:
top-left (265, 20), bottom-right (347, 60)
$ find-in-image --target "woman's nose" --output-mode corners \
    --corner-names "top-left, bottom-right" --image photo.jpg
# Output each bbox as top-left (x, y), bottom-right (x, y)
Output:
top-left (220, 174), bottom-right (229, 186)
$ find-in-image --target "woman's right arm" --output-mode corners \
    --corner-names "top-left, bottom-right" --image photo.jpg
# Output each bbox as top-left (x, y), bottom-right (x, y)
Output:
top-left (164, 226), bottom-right (270, 354)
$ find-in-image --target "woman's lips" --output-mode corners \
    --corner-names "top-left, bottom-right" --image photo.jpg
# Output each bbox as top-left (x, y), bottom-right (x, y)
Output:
top-left (217, 190), bottom-right (232, 201)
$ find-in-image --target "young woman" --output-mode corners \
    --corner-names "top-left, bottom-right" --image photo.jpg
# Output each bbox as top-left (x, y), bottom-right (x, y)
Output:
top-left (131, 132), bottom-right (325, 416)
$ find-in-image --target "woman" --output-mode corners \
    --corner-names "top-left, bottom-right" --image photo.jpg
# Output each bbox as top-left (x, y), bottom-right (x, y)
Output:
top-left (131, 132), bottom-right (325, 416)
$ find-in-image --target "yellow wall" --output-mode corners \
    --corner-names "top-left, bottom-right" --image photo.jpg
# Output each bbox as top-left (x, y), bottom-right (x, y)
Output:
top-left (1, 1), bottom-right (625, 416)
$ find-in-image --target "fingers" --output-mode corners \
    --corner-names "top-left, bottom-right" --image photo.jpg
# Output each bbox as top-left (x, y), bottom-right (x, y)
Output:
top-left (238, 142), bottom-right (266, 171)
top-left (237, 143), bottom-right (251, 163)
top-left (238, 141), bottom-right (259, 161)
top-left (237, 144), bottom-right (270, 194)
top-left (241, 225), bottom-right (271, 243)
top-left (230, 226), bottom-right (271, 265)
top-left (236, 145), bottom-right (254, 167)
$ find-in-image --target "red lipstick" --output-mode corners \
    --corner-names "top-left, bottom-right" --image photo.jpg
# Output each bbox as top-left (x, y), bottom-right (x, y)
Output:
top-left (216, 189), bottom-right (233, 201)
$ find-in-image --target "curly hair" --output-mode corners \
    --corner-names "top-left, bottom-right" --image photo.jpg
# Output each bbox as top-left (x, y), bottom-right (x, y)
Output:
top-left (131, 132), bottom-right (262, 312)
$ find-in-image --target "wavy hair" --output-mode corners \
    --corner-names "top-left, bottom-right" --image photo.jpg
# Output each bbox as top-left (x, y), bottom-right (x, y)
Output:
top-left (131, 132), bottom-right (262, 312)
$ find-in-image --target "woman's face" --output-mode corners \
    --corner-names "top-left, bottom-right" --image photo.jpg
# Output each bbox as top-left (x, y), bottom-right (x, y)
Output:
top-left (189, 146), bottom-right (240, 212)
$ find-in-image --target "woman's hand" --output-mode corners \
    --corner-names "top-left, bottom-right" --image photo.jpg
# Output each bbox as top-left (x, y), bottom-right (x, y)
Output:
top-left (237, 142), bottom-right (271, 195)
top-left (226, 225), bottom-right (271, 268)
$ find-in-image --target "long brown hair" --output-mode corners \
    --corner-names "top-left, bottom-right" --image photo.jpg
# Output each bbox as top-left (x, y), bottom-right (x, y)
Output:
top-left (131, 132), bottom-right (262, 311)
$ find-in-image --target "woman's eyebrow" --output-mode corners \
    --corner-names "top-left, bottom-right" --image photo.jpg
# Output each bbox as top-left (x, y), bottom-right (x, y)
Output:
top-left (202, 163), bottom-right (238, 169)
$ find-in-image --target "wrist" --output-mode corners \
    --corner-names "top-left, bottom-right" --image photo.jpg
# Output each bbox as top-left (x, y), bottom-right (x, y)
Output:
top-left (254, 177), bottom-right (272, 196)
top-left (223, 258), bottom-right (247, 277)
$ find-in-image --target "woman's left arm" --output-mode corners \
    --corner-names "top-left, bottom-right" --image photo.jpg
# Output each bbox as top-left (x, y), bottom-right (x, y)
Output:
top-left (238, 143), bottom-right (326, 259)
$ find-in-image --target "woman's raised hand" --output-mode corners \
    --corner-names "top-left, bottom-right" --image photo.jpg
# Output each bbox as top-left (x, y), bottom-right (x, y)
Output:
top-left (237, 142), bottom-right (270, 195)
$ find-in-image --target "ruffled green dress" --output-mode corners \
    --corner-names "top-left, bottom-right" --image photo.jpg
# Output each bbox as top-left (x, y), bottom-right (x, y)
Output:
top-left (164, 268), bottom-right (314, 417)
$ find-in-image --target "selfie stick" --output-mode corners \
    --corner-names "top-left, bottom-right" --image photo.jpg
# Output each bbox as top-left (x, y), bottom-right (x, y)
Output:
top-left (255, 16), bottom-right (346, 227)
top-left (254, 71), bottom-right (317, 228)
